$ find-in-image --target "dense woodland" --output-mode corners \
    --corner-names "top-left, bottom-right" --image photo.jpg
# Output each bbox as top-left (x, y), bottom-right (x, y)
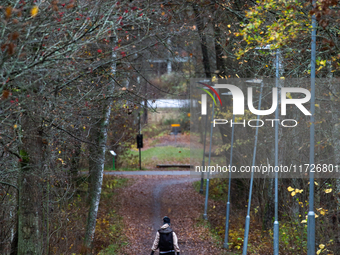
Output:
top-left (1, 0), bottom-right (340, 254)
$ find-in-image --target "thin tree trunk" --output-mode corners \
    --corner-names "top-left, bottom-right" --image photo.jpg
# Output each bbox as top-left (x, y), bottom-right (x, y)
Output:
top-left (143, 81), bottom-right (148, 124)
top-left (263, 178), bottom-right (274, 230)
top-left (328, 64), bottom-right (340, 237)
top-left (10, 230), bottom-right (18, 255)
top-left (83, 109), bottom-right (111, 251)
top-left (83, 36), bottom-right (116, 252)
top-left (167, 38), bottom-right (172, 74)
top-left (213, 24), bottom-right (226, 75)
top-left (192, 3), bottom-right (211, 79)
top-left (328, 66), bottom-right (340, 204)
top-left (193, 3), bottom-right (212, 192)
top-left (212, 3), bottom-right (226, 76)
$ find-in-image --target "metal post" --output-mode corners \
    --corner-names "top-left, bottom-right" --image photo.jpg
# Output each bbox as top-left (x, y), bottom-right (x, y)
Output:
top-left (243, 82), bottom-right (264, 255)
top-left (273, 49), bottom-right (280, 255)
top-left (139, 112), bottom-right (142, 170)
top-left (203, 93), bottom-right (215, 220)
top-left (224, 114), bottom-right (235, 249)
top-left (199, 80), bottom-right (211, 194)
top-left (307, 0), bottom-right (316, 253)
top-left (139, 148), bottom-right (141, 170)
top-left (200, 113), bottom-right (209, 194)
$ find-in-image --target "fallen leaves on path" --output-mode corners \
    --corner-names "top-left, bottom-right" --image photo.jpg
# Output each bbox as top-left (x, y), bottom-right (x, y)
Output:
top-left (116, 176), bottom-right (228, 254)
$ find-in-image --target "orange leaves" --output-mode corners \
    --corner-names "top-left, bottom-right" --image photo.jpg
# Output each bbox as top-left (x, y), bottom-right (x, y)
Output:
top-left (5, 6), bottom-right (12, 19)
top-left (31, 6), bottom-right (39, 17)
top-left (4, 4), bottom-right (39, 20)
top-left (4, 5), bottom-right (23, 20)
top-left (2, 90), bottom-right (10, 99)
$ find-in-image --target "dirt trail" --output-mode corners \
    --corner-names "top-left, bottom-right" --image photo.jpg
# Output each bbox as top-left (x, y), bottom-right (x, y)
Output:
top-left (117, 175), bottom-right (228, 255)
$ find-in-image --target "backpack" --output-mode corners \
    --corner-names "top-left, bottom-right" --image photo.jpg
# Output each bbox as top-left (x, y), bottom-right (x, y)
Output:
top-left (158, 227), bottom-right (174, 252)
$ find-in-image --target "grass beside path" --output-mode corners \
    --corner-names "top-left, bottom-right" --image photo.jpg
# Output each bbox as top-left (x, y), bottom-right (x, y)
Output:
top-left (128, 146), bottom-right (191, 168)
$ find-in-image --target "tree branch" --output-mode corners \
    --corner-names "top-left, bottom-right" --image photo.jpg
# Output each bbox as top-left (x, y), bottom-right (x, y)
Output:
top-left (0, 181), bottom-right (19, 192)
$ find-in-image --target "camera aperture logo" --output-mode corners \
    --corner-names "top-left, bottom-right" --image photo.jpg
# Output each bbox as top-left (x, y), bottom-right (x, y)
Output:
top-left (198, 82), bottom-right (311, 128)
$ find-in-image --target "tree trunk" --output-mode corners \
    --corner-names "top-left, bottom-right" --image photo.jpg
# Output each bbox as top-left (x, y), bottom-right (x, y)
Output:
top-left (17, 116), bottom-right (44, 255)
top-left (193, 3), bottom-right (212, 192)
top-left (143, 81), bottom-right (148, 124)
top-left (212, 3), bottom-right (226, 76)
top-left (328, 66), bottom-right (340, 238)
top-left (10, 230), bottom-right (18, 255)
top-left (83, 36), bottom-right (116, 252)
top-left (192, 3), bottom-right (211, 79)
top-left (263, 178), bottom-right (274, 230)
top-left (18, 173), bottom-right (42, 255)
top-left (83, 110), bottom-right (111, 251)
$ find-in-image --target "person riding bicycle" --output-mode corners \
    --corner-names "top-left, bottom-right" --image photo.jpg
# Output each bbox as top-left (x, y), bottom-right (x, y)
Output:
top-left (150, 216), bottom-right (180, 255)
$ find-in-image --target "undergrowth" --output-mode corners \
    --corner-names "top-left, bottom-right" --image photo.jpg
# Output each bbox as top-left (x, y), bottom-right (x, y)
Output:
top-left (193, 180), bottom-right (274, 254)
top-left (51, 175), bottom-right (131, 254)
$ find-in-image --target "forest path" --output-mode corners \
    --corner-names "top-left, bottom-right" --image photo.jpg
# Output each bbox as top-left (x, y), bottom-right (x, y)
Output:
top-left (116, 174), bottom-right (230, 255)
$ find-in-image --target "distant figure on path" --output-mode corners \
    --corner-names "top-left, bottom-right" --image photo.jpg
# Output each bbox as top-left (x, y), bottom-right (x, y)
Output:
top-left (150, 216), bottom-right (180, 255)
